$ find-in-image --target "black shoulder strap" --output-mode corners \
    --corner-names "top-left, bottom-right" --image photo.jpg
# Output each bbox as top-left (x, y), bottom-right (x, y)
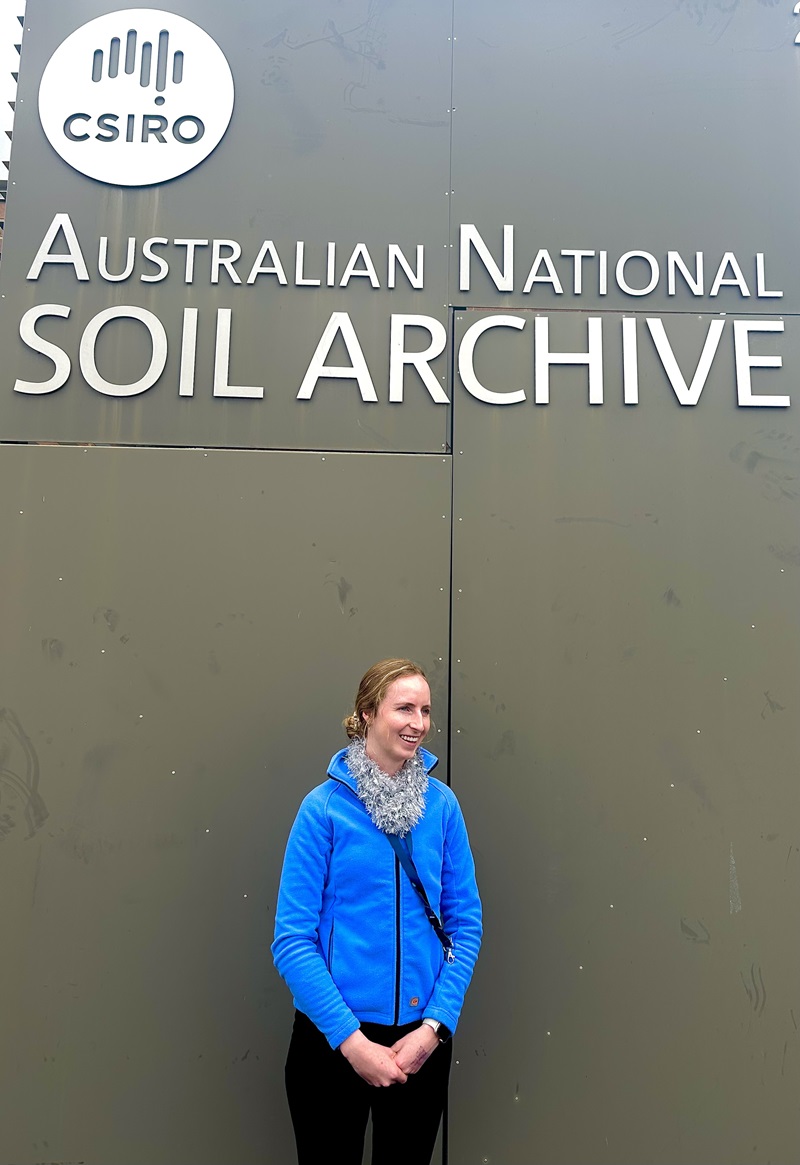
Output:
top-left (386, 833), bottom-right (455, 963)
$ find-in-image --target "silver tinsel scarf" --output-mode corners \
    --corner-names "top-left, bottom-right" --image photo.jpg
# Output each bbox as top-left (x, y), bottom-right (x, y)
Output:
top-left (346, 736), bottom-right (428, 837)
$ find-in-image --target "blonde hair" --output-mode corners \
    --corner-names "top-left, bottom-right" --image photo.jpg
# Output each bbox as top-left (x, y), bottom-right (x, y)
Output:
top-left (343, 658), bottom-right (428, 740)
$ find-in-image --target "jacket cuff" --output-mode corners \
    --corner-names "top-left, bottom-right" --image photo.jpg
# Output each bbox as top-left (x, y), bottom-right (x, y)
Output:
top-left (329, 1016), bottom-right (361, 1051)
top-left (420, 1007), bottom-right (458, 1036)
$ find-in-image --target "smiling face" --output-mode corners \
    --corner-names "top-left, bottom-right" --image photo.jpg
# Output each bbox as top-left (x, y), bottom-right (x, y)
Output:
top-left (363, 674), bottom-right (431, 776)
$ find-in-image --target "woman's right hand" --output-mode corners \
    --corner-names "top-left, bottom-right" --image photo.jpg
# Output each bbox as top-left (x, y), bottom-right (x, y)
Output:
top-left (339, 1030), bottom-right (408, 1087)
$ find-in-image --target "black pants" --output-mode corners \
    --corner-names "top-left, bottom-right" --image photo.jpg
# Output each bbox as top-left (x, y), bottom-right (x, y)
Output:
top-left (285, 1010), bottom-right (452, 1165)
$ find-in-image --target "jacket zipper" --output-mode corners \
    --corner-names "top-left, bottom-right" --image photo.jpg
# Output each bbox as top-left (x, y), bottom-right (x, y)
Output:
top-left (329, 776), bottom-right (405, 1024)
top-left (327, 920), bottom-right (334, 970)
top-left (393, 855), bottom-right (401, 1025)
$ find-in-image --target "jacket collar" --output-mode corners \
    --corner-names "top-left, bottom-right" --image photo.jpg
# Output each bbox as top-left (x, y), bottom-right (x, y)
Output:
top-left (327, 744), bottom-right (438, 792)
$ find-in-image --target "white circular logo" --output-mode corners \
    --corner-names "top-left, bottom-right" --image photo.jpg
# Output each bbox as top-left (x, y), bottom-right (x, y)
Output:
top-left (38, 9), bottom-right (234, 187)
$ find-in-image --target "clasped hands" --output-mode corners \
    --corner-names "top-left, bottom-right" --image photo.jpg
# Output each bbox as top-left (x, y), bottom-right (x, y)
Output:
top-left (339, 1024), bottom-right (439, 1087)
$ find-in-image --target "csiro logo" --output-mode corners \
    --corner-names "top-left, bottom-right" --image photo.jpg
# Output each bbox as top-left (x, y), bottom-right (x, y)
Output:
top-left (38, 9), bottom-right (235, 187)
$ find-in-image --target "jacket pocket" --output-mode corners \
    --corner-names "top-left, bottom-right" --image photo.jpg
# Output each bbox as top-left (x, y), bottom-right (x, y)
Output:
top-left (327, 920), bottom-right (335, 972)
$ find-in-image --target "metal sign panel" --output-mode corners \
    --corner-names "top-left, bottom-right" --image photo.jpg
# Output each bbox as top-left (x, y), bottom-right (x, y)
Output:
top-left (0, 0), bottom-right (452, 451)
top-left (448, 1), bottom-right (800, 315)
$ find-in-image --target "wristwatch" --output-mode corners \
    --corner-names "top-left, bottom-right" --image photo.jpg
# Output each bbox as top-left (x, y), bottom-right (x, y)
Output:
top-left (422, 1018), bottom-right (452, 1043)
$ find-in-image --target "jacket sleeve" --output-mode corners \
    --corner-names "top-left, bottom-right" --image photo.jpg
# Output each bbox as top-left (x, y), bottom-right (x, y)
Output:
top-left (423, 792), bottom-right (483, 1034)
top-left (271, 788), bottom-right (361, 1050)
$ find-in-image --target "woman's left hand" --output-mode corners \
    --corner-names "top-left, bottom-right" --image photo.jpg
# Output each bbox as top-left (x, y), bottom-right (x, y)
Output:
top-left (390, 1024), bottom-right (440, 1075)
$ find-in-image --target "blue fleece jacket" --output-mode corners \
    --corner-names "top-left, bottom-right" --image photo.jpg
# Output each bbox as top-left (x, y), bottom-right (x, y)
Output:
top-left (272, 747), bottom-right (482, 1049)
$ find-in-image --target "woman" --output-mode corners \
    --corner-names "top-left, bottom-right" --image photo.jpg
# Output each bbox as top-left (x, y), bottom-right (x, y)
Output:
top-left (272, 658), bottom-right (482, 1165)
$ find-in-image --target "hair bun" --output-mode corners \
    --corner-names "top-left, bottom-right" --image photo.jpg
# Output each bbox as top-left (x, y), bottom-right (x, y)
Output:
top-left (343, 712), bottom-right (363, 740)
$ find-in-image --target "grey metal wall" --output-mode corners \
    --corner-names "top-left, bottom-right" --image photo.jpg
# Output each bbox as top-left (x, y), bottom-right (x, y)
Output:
top-left (444, 7), bottom-right (800, 1162)
top-left (0, 3), bottom-right (798, 1164)
top-left (0, 3), bottom-right (456, 1161)
top-left (449, 313), bottom-right (800, 1164)
top-left (0, 445), bottom-right (451, 1165)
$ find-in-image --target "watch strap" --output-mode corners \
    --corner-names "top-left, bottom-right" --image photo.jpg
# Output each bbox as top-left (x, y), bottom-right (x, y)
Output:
top-left (422, 1017), bottom-right (452, 1043)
